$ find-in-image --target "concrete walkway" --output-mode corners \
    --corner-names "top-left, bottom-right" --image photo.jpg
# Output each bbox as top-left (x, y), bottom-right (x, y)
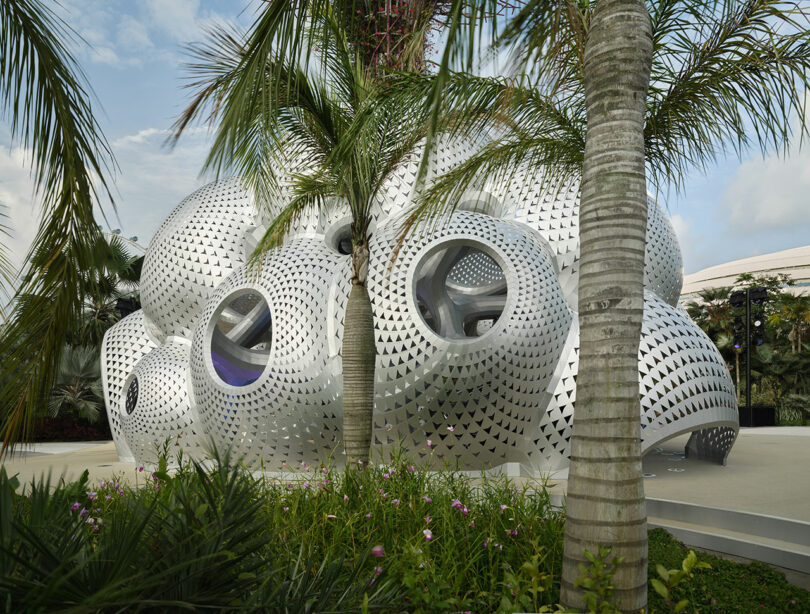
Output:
top-left (2, 427), bottom-right (809, 522)
top-left (2, 441), bottom-right (136, 486)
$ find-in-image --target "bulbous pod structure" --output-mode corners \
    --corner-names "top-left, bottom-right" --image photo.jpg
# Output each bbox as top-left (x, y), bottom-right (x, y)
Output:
top-left (100, 310), bottom-right (157, 461)
top-left (140, 178), bottom-right (257, 340)
top-left (368, 211), bottom-right (571, 468)
top-left (102, 134), bottom-right (737, 470)
top-left (120, 340), bottom-right (204, 463)
top-left (537, 291), bottom-right (738, 469)
top-left (190, 237), bottom-right (350, 467)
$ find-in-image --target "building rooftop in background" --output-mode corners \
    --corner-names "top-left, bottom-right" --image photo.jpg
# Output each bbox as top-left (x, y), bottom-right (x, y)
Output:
top-left (681, 245), bottom-right (810, 302)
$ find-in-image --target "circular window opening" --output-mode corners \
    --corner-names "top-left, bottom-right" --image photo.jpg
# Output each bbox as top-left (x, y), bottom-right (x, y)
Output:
top-left (324, 220), bottom-right (354, 256)
top-left (211, 291), bottom-right (272, 386)
top-left (414, 242), bottom-right (507, 340)
top-left (125, 377), bottom-right (138, 415)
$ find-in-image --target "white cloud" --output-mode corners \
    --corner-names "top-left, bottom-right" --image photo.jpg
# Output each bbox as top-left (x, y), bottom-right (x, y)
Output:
top-left (145, 0), bottom-right (202, 42)
top-left (720, 147), bottom-right (810, 234)
top-left (103, 127), bottom-right (214, 245)
top-left (117, 15), bottom-right (154, 52)
top-left (0, 127), bottom-right (215, 292)
top-left (0, 146), bottom-right (41, 278)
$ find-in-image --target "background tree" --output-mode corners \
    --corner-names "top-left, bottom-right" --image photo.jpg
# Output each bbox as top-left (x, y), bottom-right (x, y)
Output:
top-left (75, 234), bottom-right (142, 347)
top-left (0, 0), bottom-right (115, 453)
top-left (173, 4), bottom-right (448, 465)
top-left (47, 345), bottom-right (104, 424)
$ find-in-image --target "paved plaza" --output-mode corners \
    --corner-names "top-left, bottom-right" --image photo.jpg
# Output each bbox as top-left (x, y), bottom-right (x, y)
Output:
top-left (3, 427), bottom-right (808, 521)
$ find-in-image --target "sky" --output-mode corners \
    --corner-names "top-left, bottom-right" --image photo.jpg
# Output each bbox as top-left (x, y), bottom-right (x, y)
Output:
top-left (1, 0), bottom-right (809, 279)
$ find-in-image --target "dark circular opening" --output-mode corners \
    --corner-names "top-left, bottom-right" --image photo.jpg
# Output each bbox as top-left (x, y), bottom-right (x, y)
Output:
top-left (211, 292), bottom-right (271, 386)
top-left (125, 377), bottom-right (139, 415)
top-left (337, 231), bottom-right (353, 255)
top-left (415, 243), bottom-right (507, 340)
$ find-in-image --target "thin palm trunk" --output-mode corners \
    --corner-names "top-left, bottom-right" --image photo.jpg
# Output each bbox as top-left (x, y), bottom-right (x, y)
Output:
top-left (343, 244), bottom-right (376, 466)
top-left (560, 0), bottom-right (652, 611)
top-left (735, 351), bottom-right (741, 402)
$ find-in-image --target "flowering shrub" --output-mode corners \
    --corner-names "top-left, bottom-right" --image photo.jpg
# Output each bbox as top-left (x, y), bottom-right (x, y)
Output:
top-left (0, 454), bottom-right (807, 612)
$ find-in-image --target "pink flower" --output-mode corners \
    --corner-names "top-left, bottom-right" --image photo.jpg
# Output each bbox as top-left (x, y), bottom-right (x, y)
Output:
top-left (344, 494), bottom-right (349, 502)
top-left (408, 466), bottom-right (415, 472)
top-left (451, 499), bottom-right (462, 509)
top-left (447, 426), bottom-right (455, 433)
top-left (470, 520), bottom-right (475, 528)
top-left (424, 515), bottom-right (431, 524)
top-left (322, 467), bottom-right (328, 475)
top-left (326, 514), bottom-right (337, 519)
top-left (303, 482), bottom-right (311, 489)
top-left (99, 481), bottom-right (106, 488)
top-left (283, 506), bottom-right (289, 512)
top-left (391, 499), bottom-right (399, 507)
top-left (483, 540), bottom-right (488, 548)
top-left (79, 508), bottom-right (88, 518)
top-left (423, 496), bottom-right (432, 504)
top-left (138, 466), bottom-right (143, 472)
top-left (426, 439), bottom-right (432, 448)
top-left (499, 504), bottom-right (508, 513)
top-left (423, 529), bottom-right (433, 541)
top-left (71, 502), bottom-right (80, 511)
top-left (365, 512), bottom-right (372, 518)
top-left (105, 495), bottom-right (111, 502)
top-left (371, 545), bottom-right (385, 557)
top-left (87, 491), bottom-right (96, 501)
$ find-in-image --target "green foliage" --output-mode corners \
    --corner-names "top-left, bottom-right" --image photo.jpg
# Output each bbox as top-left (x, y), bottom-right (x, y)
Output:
top-left (648, 528), bottom-right (810, 613)
top-left (0, 0), bottom-right (115, 453)
top-left (47, 345), bottom-right (104, 424)
top-left (687, 273), bottom-right (810, 407)
top-left (1, 458), bottom-right (808, 612)
top-left (574, 546), bottom-right (623, 614)
top-left (651, 549), bottom-right (711, 613)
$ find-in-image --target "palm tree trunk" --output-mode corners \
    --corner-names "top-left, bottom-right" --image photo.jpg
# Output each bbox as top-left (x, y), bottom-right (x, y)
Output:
top-left (560, 1), bottom-right (652, 612)
top-left (735, 351), bottom-right (741, 403)
top-left (343, 243), bottom-right (376, 467)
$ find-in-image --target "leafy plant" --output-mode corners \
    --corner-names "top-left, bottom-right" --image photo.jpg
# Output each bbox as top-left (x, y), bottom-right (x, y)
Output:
top-left (574, 546), bottom-right (623, 614)
top-left (47, 345), bottom-right (104, 423)
top-left (651, 549), bottom-right (712, 613)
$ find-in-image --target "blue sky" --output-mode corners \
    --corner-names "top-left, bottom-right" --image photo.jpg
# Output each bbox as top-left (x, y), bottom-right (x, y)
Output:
top-left (1, 0), bottom-right (809, 277)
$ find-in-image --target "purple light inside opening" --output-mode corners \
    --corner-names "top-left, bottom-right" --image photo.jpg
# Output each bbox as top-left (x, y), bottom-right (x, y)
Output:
top-left (212, 350), bottom-right (264, 386)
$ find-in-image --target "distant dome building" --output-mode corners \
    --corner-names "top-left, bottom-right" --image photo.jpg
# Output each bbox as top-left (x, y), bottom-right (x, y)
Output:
top-left (681, 245), bottom-right (810, 303)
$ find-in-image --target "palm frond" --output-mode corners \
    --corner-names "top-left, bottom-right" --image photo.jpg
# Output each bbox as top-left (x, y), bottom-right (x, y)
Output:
top-left (0, 0), bottom-right (115, 454)
top-left (253, 173), bottom-right (337, 257)
top-left (0, 204), bottom-right (17, 318)
top-left (402, 129), bottom-right (583, 242)
top-left (645, 0), bottom-right (810, 192)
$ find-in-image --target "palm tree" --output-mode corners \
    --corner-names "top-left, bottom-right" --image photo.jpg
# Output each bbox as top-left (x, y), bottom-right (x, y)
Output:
top-left (404, 0), bottom-right (810, 610)
top-left (48, 345), bottom-right (104, 424)
top-left (686, 287), bottom-right (743, 398)
top-left (77, 234), bottom-right (142, 347)
top-left (0, 0), bottom-right (115, 453)
top-left (770, 294), bottom-right (810, 353)
top-left (172, 6), bottom-right (444, 465)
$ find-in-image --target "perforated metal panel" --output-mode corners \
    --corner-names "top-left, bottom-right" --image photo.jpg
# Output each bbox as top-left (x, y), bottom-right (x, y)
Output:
top-left (140, 177), bottom-right (257, 339)
top-left (121, 340), bottom-right (204, 463)
top-left (102, 138), bottom-right (737, 469)
top-left (100, 311), bottom-right (157, 461)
